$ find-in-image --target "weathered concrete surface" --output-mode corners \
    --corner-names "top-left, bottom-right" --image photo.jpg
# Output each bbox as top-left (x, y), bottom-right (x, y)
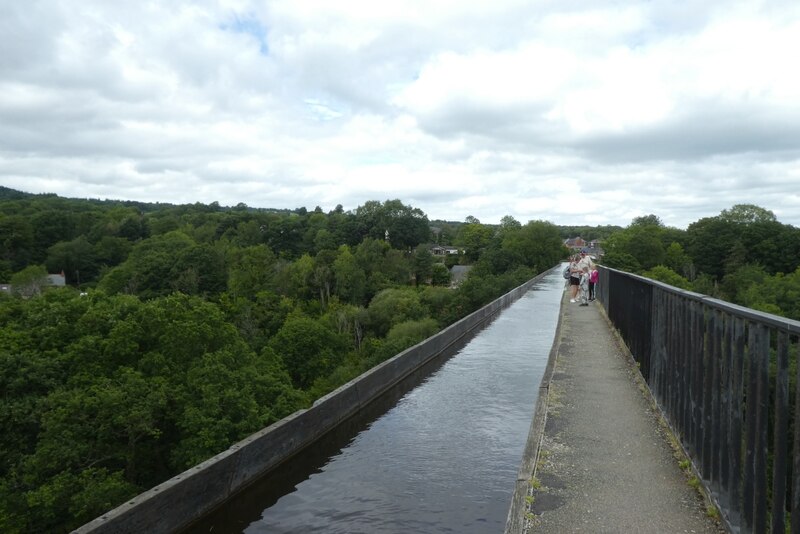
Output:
top-left (510, 292), bottom-right (727, 533)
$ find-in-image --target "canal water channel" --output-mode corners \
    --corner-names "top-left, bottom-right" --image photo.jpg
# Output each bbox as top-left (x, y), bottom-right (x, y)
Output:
top-left (186, 267), bottom-right (565, 533)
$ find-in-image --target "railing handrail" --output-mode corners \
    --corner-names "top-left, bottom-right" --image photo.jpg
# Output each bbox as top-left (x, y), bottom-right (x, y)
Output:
top-left (602, 265), bottom-right (800, 333)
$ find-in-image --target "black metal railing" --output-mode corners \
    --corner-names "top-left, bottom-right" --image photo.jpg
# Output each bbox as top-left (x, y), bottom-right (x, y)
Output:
top-left (597, 266), bottom-right (800, 534)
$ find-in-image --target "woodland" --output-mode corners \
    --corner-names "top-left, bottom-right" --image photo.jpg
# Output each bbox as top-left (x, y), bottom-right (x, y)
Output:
top-left (2, 187), bottom-right (799, 532)
top-left (599, 205), bottom-right (800, 321)
top-left (0, 187), bottom-right (566, 532)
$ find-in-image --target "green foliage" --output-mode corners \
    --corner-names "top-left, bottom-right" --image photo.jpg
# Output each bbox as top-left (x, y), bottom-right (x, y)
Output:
top-left (419, 286), bottom-right (457, 326)
top-left (664, 242), bottom-right (692, 279)
top-left (691, 274), bottom-right (719, 298)
top-left (273, 253), bottom-right (315, 301)
top-left (269, 314), bottom-right (349, 389)
top-left (332, 246), bottom-right (367, 304)
top-left (385, 318), bottom-right (440, 347)
top-left (10, 265), bottom-right (50, 297)
top-left (641, 266), bottom-right (692, 290)
top-left (0, 291), bottom-right (306, 530)
top-left (501, 220), bottom-right (565, 272)
top-left (720, 264), bottom-right (768, 304)
top-left (353, 199), bottom-right (431, 250)
top-left (353, 238), bottom-right (411, 299)
top-left (598, 204), bottom-right (800, 323)
top-left (412, 245), bottom-right (434, 285)
top-left (430, 263), bottom-right (451, 286)
top-left (227, 245), bottom-right (277, 300)
top-left (454, 221), bottom-right (493, 262)
top-left (719, 203), bottom-right (777, 224)
top-left (739, 267), bottom-right (800, 321)
top-left (599, 250), bottom-right (641, 273)
top-left (97, 231), bottom-right (196, 298)
top-left (366, 288), bottom-right (428, 337)
top-left (45, 236), bottom-right (97, 285)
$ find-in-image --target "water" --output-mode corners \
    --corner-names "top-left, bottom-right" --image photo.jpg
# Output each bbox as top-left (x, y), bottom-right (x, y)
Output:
top-left (188, 268), bottom-right (564, 533)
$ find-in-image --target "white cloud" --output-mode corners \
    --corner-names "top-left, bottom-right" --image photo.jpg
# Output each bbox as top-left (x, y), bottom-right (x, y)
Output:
top-left (1, 0), bottom-right (799, 229)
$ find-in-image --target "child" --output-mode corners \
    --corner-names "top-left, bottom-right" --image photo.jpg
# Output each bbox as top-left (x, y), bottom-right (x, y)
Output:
top-left (588, 267), bottom-right (599, 301)
top-left (579, 266), bottom-right (590, 306)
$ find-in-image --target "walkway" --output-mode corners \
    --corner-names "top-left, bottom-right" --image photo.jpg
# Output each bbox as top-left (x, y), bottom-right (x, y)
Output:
top-left (507, 291), bottom-right (727, 533)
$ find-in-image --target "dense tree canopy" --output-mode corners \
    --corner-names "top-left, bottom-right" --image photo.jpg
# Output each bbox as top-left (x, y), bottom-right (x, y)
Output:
top-left (0, 188), bottom-right (572, 531)
top-left (601, 203), bottom-right (800, 321)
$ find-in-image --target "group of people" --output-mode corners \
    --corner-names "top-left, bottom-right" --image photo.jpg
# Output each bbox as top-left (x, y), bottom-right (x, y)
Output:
top-left (567, 250), bottom-right (598, 306)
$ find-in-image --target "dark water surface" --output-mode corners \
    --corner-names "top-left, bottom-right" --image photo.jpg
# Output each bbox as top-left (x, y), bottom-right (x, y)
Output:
top-left (187, 269), bottom-right (564, 533)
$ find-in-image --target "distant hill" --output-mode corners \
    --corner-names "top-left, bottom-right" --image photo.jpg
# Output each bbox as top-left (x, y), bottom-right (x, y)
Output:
top-left (0, 186), bottom-right (37, 201)
top-left (0, 186), bottom-right (295, 215)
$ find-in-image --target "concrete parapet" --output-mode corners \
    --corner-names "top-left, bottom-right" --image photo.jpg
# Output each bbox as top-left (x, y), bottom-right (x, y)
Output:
top-left (74, 267), bottom-right (554, 534)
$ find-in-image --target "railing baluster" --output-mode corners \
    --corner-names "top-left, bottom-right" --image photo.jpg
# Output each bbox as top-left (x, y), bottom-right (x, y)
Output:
top-left (702, 308), bottom-right (713, 481)
top-left (692, 300), bottom-right (705, 475)
top-left (744, 322), bottom-right (757, 532)
top-left (729, 316), bottom-right (745, 530)
top-left (719, 311), bottom-right (731, 509)
top-left (750, 324), bottom-right (769, 532)
top-left (679, 295), bottom-right (690, 442)
top-left (772, 331), bottom-right (789, 533)
top-left (710, 309), bottom-right (722, 491)
top-left (792, 334), bottom-right (800, 534)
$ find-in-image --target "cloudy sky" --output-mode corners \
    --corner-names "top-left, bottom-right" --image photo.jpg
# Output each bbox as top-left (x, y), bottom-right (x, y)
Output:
top-left (2, 1), bottom-right (800, 229)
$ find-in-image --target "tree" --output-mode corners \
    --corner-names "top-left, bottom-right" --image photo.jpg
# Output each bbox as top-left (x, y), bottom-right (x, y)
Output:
top-left (501, 220), bottom-right (564, 271)
top-left (685, 217), bottom-right (740, 280)
top-left (740, 267), bottom-right (800, 320)
top-left (354, 199), bottom-right (431, 250)
top-left (269, 315), bottom-right (349, 389)
top-left (602, 218), bottom-right (668, 273)
top-left (720, 264), bottom-right (769, 305)
top-left (366, 288), bottom-right (428, 337)
top-left (430, 263), bottom-right (451, 286)
top-left (332, 246), bottom-right (366, 305)
top-left (273, 254), bottom-right (315, 300)
top-left (630, 214), bottom-right (663, 228)
top-left (642, 265), bottom-right (691, 290)
top-left (412, 245), bottom-right (434, 285)
top-left (454, 222), bottom-right (493, 263)
top-left (227, 245), bottom-right (277, 300)
top-left (10, 265), bottom-right (49, 298)
top-left (97, 231), bottom-right (195, 298)
top-left (0, 215), bottom-right (35, 270)
top-left (664, 242), bottom-right (693, 279)
top-left (169, 243), bottom-right (228, 296)
top-left (45, 236), bottom-right (97, 285)
top-left (719, 204), bottom-right (777, 224)
top-left (382, 318), bottom-right (439, 354)
top-left (93, 236), bottom-right (132, 269)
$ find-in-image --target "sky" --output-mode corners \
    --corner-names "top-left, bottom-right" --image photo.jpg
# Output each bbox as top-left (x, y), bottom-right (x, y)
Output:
top-left (2, 1), bottom-right (800, 229)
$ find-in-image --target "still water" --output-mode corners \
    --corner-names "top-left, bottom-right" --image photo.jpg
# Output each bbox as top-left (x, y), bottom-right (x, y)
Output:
top-left (188, 268), bottom-right (564, 533)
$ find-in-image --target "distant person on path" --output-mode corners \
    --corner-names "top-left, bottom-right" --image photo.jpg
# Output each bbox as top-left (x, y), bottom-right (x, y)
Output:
top-left (570, 251), bottom-right (594, 303)
top-left (579, 266), bottom-right (590, 306)
top-left (577, 249), bottom-right (594, 273)
top-left (588, 267), bottom-right (599, 301)
top-left (568, 255), bottom-right (581, 302)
